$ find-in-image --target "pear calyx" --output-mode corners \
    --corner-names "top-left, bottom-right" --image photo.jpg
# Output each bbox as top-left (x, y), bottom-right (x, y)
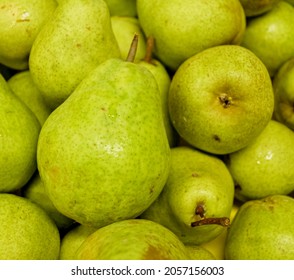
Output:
top-left (219, 93), bottom-right (233, 108)
top-left (126, 33), bottom-right (139, 62)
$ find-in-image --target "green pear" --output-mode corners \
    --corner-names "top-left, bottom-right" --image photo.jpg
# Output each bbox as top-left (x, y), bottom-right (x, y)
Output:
top-left (0, 0), bottom-right (57, 70)
top-left (141, 146), bottom-right (234, 245)
top-left (137, 36), bottom-right (177, 147)
top-left (0, 193), bottom-right (60, 260)
top-left (225, 120), bottom-right (294, 202)
top-left (23, 172), bottom-right (74, 230)
top-left (168, 45), bottom-right (274, 155)
top-left (241, 1), bottom-right (294, 77)
top-left (8, 70), bottom-right (52, 126)
top-left (239, 0), bottom-right (281, 17)
top-left (0, 74), bottom-right (40, 193)
top-left (59, 224), bottom-right (97, 260)
top-left (285, 0), bottom-right (294, 4)
top-left (29, 0), bottom-right (121, 109)
top-left (37, 37), bottom-right (171, 228)
top-left (137, 0), bottom-right (245, 71)
top-left (272, 57), bottom-right (294, 130)
top-left (104, 0), bottom-right (137, 17)
top-left (111, 16), bottom-right (146, 62)
top-left (185, 245), bottom-right (216, 260)
top-left (75, 219), bottom-right (190, 260)
top-left (225, 195), bottom-right (294, 260)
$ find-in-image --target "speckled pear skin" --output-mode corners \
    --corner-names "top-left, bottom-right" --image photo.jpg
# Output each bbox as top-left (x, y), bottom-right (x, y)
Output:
top-left (0, 193), bottom-right (60, 260)
top-left (141, 146), bottom-right (234, 245)
top-left (225, 195), bottom-right (294, 260)
top-left (37, 58), bottom-right (171, 228)
top-left (75, 219), bottom-right (190, 260)
top-left (0, 74), bottom-right (41, 193)
top-left (226, 120), bottom-right (294, 202)
top-left (29, 0), bottom-right (121, 109)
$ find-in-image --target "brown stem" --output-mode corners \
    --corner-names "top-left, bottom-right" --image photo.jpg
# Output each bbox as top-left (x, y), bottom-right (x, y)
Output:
top-left (191, 217), bottom-right (230, 227)
top-left (143, 36), bottom-right (155, 64)
top-left (126, 33), bottom-right (139, 62)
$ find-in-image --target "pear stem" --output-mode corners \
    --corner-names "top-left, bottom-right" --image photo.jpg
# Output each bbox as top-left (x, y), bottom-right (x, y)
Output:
top-left (143, 36), bottom-right (155, 64)
top-left (191, 217), bottom-right (230, 227)
top-left (126, 33), bottom-right (139, 63)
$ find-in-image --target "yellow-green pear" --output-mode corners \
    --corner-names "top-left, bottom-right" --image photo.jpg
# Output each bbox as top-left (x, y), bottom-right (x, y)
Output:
top-left (0, 0), bottom-right (57, 70)
top-left (59, 224), bottom-right (97, 260)
top-left (185, 245), bottom-right (216, 260)
top-left (169, 45), bottom-right (274, 155)
top-left (8, 70), bottom-right (52, 126)
top-left (239, 0), bottom-right (281, 17)
top-left (137, 36), bottom-right (177, 147)
top-left (141, 146), bottom-right (234, 245)
top-left (75, 219), bottom-right (190, 260)
top-left (225, 195), bottom-right (294, 260)
top-left (23, 172), bottom-right (74, 230)
top-left (111, 16), bottom-right (146, 62)
top-left (104, 0), bottom-right (137, 17)
top-left (0, 193), bottom-right (60, 260)
top-left (37, 37), bottom-right (170, 228)
top-left (137, 0), bottom-right (245, 71)
top-left (226, 120), bottom-right (294, 202)
top-left (272, 57), bottom-right (294, 130)
top-left (29, 0), bottom-right (121, 109)
top-left (0, 74), bottom-right (40, 193)
top-left (241, 1), bottom-right (294, 77)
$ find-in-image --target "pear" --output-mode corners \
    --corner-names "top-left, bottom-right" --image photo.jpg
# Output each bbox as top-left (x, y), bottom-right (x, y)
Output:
top-left (8, 70), bottom-right (52, 126)
top-left (137, 0), bottom-right (245, 71)
top-left (185, 245), bottom-right (216, 260)
top-left (137, 36), bottom-right (177, 147)
top-left (29, 0), bottom-right (121, 109)
top-left (225, 120), bottom-right (294, 202)
top-left (104, 0), bottom-right (137, 17)
top-left (0, 193), bottom-right (60, 260)
top-left (111, 16), bottom-right (146, 62)
top-left (141, 146), bottom-right (234, 245)
top-left (272, 57), bottom-right (294, 130)
top-left (23, 172), bottom-right (74, 230)
top-left (0, 73), bottom-right (40, 193)
top-left (168, 45), bottom-right (274, 155)
top-left (239, 0), bottom-right (281, 17)
top-left (241, 1), bottom-right (294, 77)
top-left (37, 36), bottom-right (171, 228)
top-left (225, 195), bottom-right (294, 260)
top-left (0, 0), bottom-right (57, 70)
top-left (59, 224), bottom-right (97, 260)
top-left (75, 219), bottom-right (190, 260)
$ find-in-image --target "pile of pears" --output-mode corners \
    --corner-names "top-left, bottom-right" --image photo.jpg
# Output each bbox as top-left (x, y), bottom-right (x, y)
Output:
top-left (0, 0), bottom-right (294, 260)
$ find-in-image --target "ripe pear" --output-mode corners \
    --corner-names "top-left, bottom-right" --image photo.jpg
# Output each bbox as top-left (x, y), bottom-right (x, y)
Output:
top-left (0, 73), bottom-right (40, 193)
top-left (225, 195), bottom-right (294, 260)
top-left (0, 0), bottom-right (57, 70)
top-left (104, 0), bottom-right (137, 17)
top-left (111, 16), bottom-right (146, 62)
top-left (23, 172), bottom-right (74, 230)
top-left (37, 37), bottom-right (171, 228)
top-left (0, 193), bottom-right (60, 260)
top-left (225, 120), bottom-right (294, 202)
top-left (239, 0), bottom-right (281, 17)
top-left (76, 219), bottom-right (190, 260)
top-left (59, 224), bottom-right (97, 260)
top-left (241, 1), bottom-right (294, 77)
top-left (8, 70), bottom-right (52, 126)
top-left (137, 0), bottom-right (245, 71)
top-left (272, 57), bottom-right (294, 130)
top-left (29, 0), bottom-right (121, 109)
top-left (141, 146), bottom-right (234, 245)
top-left (169, 45), bottom-right (274, 155)
top-left (138, 37), bottom-right (177, 147)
